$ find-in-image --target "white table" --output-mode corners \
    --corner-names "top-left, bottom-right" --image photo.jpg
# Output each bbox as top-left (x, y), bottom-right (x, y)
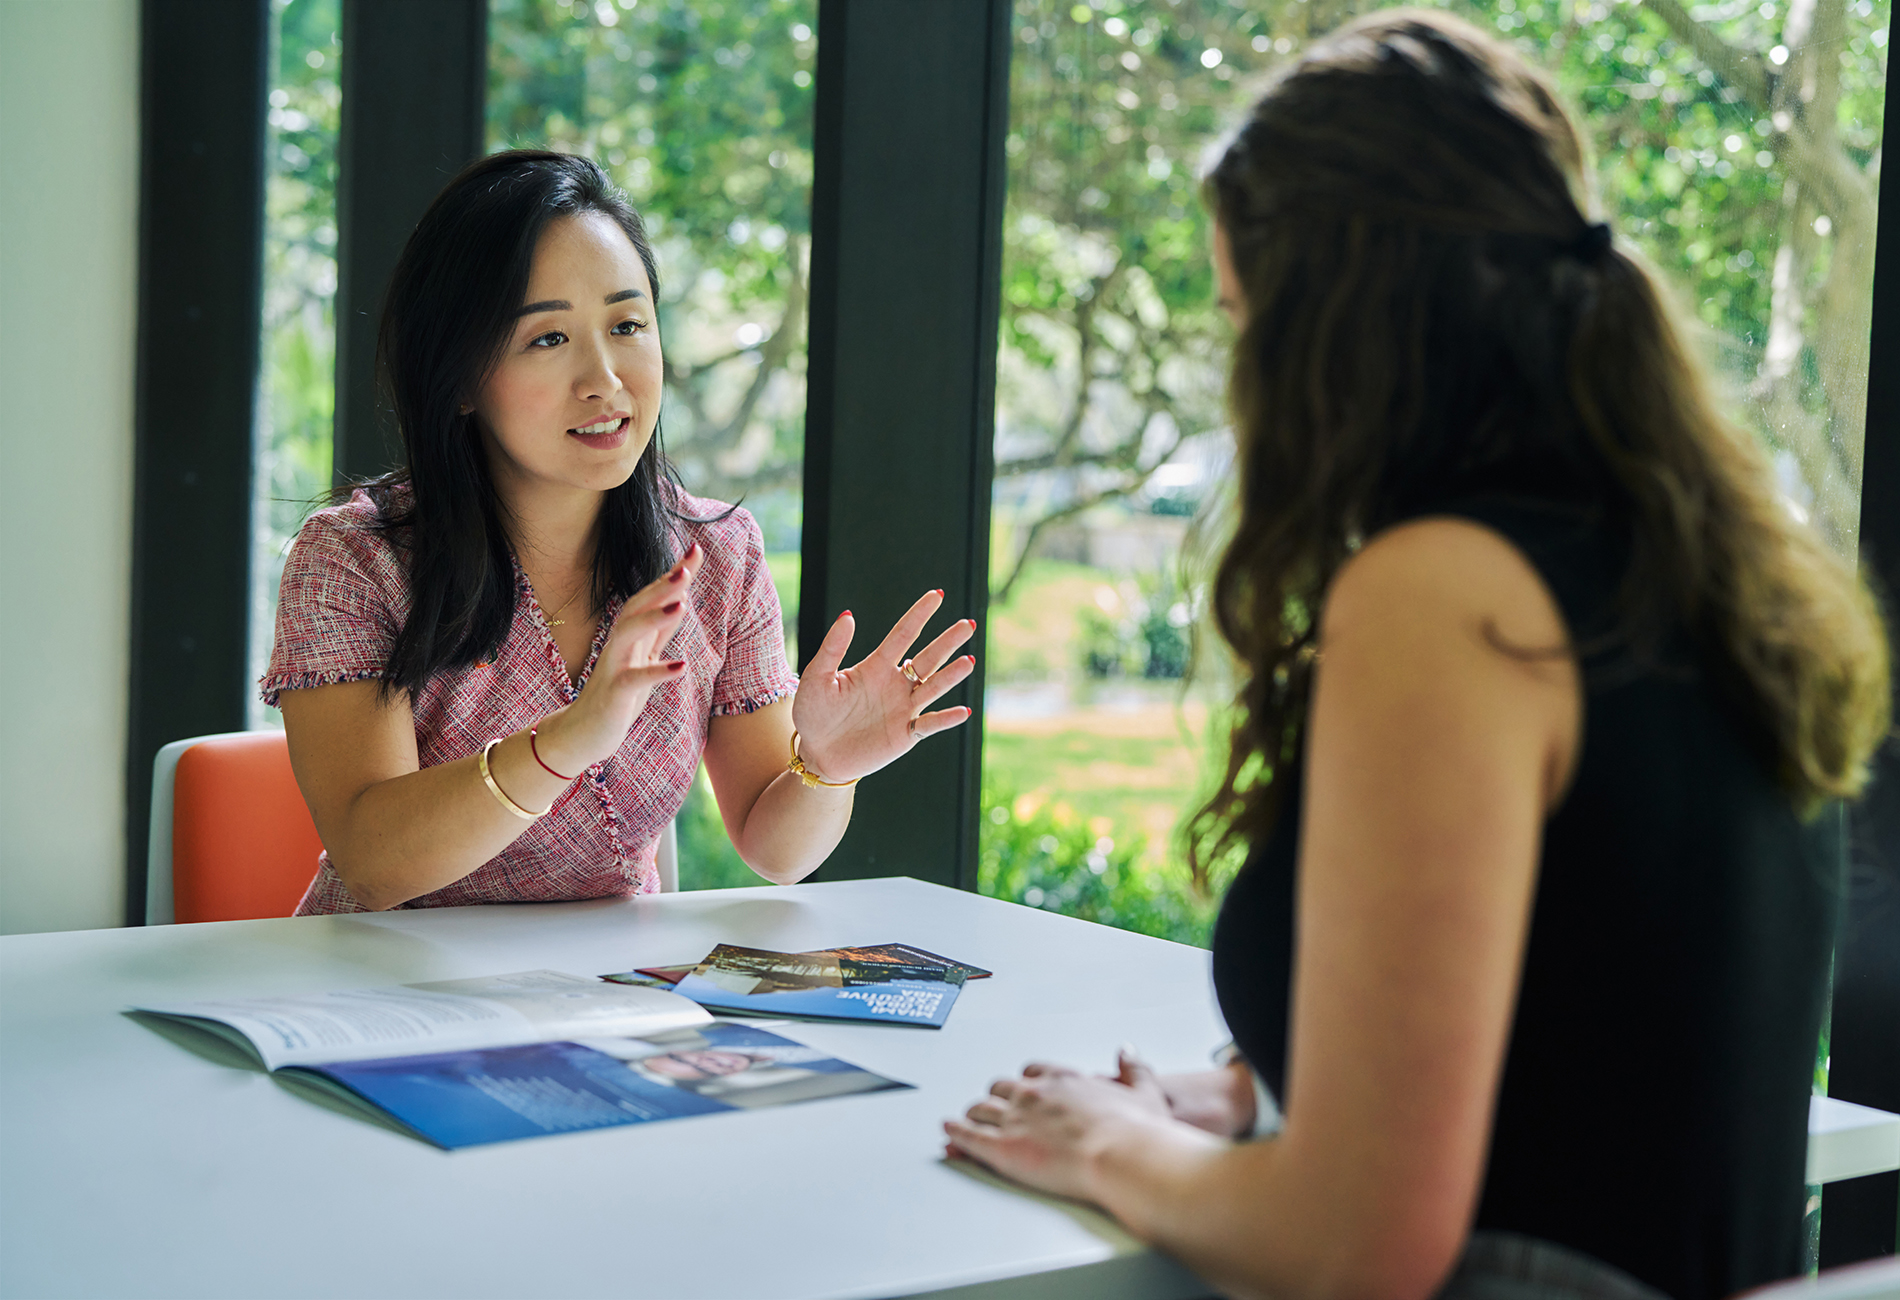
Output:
top-left (6, 878), bottom-right (1893, 1299)
top-left (0, 878), bottom-right (1223, 1300)
top-left (1808, 1095), bottom-right (1900, 1186)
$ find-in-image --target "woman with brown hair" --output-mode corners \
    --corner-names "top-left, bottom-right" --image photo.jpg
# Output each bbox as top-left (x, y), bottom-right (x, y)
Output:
top-left (945, 12), bottom-right (1888, 1299)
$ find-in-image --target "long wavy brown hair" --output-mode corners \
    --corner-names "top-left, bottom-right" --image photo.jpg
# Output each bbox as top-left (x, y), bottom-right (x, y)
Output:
top-left (1190, 10), bottom-right (1888, 878)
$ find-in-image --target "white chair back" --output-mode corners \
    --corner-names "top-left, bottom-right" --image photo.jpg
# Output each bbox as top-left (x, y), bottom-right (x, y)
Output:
top-left (657, 819), bottom-right (679, 892)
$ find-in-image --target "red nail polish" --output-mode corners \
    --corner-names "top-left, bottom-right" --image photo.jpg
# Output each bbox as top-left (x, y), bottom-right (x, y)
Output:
top-left (662, 600), bottom-right (682, 614)
top-left (934, 589), bottom-right (944, 597)
top-left (666, 659), bottom-right (686, 670)
top-left (841, 610), bottom-right (852, 619)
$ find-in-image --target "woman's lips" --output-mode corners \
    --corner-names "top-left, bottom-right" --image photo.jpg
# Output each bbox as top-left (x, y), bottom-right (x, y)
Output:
top-left (568, 416), bottom-right (630, 450)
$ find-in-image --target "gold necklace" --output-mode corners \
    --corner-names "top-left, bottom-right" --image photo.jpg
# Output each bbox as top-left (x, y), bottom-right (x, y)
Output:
top-left (539, 577), bottom-right (593, 629)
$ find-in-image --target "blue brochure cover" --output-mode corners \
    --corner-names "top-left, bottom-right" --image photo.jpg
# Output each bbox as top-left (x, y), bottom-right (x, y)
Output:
top-left (288, 1023), bottom-right (908, 1149)
top-left (667, 945), bottom-right (962, 1028)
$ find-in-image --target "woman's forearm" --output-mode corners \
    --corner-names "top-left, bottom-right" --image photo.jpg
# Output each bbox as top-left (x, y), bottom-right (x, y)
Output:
top-left (1086, 1124), bottom-right (1456, 1300)
top-left (728, 769), bottom-right (854, 884)
top-left (1083, 1125), bottom-right (1345, 1300)
top-left (325, 727), bottom-right (577, 910)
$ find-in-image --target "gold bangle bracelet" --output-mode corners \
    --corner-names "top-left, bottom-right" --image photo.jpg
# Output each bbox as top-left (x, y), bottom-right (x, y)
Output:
top-left (480, 737), bottom-right (549, 820)
top-left (786, 730), bottom-right (859, 790)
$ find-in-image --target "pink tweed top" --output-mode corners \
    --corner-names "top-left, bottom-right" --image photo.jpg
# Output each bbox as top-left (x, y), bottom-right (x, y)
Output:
top-left (260, 487), bottom-right (798, 914)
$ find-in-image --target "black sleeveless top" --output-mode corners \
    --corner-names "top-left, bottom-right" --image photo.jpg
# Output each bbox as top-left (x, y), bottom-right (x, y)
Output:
top-left (1211, 499), bottom-right (1841, 1300)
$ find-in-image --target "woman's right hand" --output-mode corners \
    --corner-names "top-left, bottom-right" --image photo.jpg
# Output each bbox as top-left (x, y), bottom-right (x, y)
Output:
top-left (535, 543), bottom-right (704, 773)
top-left (1027, 1051), bottom-right (1258, 1139)
top-left (1113, 1055), bottom-right (1258, 1139)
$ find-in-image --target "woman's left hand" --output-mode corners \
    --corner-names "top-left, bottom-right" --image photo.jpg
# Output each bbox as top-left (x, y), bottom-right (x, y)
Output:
top-left (943, 1051), bottom-right (1178, 1202)
top-left (791, 590), bottom-right (976, 783)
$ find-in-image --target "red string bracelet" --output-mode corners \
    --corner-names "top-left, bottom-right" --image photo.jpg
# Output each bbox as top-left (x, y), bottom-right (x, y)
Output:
top-left (529, 726), bottom-right (579, 781)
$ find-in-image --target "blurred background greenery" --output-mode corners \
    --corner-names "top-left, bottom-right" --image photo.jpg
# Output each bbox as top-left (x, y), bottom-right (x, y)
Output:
top-left (251, 0), bottom-right (1886, 949)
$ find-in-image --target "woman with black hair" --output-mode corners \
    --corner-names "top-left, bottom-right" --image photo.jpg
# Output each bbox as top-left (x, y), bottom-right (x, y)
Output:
top-left (946, 13), bottom-right (1888, 1300)
top-left (262, 151), bottom-right (971, 914)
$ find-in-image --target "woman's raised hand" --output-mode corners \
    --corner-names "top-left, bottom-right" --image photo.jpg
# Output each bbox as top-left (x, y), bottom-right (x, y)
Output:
top-left (792, 590), bottom-right (976, 784)
top-left (538, 543), bottom-right (703, 773)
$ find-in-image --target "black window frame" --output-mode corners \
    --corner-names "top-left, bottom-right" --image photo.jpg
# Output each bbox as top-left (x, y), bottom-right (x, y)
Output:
top-left (125, 0), bottom-right (270, 927)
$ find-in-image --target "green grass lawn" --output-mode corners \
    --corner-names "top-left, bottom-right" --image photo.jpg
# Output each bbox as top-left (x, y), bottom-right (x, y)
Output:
top-left (982, 723), bottom-right (1205, 864)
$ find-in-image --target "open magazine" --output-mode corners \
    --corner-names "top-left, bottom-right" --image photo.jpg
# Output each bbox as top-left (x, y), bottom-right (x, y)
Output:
top-left (132, 971), bottom-right (909, 1148)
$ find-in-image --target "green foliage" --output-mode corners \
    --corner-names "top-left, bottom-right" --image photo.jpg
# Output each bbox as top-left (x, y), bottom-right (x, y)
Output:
top-left (997, 0), bottom-right (1887, 572)
top-left (979, 781), bottom-right (1219, 946)
top-left (251, 0), bottom-right (342, 719)
top-left (1077, 604), bottom-right (1133, 678)
top-left (1074, 568), bottom-right (1193, 678)
top-left (675, 766), bottom-right (764, 891)
top-left (261, 0), bottom-right (340, 529)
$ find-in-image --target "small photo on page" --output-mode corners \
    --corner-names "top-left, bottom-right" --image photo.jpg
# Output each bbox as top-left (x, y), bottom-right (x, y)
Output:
top-left (582, 1024), bottom-right (910, 1110)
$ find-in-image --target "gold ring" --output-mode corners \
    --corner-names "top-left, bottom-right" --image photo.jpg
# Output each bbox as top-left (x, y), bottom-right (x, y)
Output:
top-left (901, 659), bottom-right (924, 686)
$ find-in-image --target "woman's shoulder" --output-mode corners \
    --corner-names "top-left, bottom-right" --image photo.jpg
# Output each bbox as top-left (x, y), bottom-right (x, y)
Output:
top-left (670, 489), bottom-right (769, 582)
top-left (1330, 516), bottom-right (1576, 673)
top-left (286, 487), bottom-right (409, 586)
top-left (671, 488), bottom-right (762, 548)
top-left (1384, 495), bottom-right (1625, 649)
top-left (668, 489), bottom-right (787, 639)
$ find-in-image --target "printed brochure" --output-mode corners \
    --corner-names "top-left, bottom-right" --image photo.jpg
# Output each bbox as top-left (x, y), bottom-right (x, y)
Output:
top-left (132, 973), bottom-right (906, 1148)
top-left (632, 943), bottom-right (970, 1028)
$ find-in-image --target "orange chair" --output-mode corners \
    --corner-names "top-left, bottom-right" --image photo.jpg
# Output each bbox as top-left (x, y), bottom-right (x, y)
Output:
top-left (147, 730), bottom-right (323, 924)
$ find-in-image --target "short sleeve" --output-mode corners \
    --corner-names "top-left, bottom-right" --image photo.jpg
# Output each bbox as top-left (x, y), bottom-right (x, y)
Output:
top-left (259, 494), bottom-right (406, 707)
top-left (705, 509), bottom-right (800, 717)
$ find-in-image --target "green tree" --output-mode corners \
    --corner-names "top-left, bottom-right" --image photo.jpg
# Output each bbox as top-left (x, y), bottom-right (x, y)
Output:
top-left (251, 0), bottom-right (342, 723)
top-left (997, 0), bottom-right (1887, 575)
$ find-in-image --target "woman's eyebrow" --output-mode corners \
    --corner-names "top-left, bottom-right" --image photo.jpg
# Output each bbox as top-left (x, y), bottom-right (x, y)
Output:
top-left (513, 289), bottom-right (644, 318)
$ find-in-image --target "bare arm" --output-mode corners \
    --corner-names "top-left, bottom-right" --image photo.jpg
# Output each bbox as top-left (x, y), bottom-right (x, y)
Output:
top-left (947, 519), bottom-right (1581, 1300)
top-left (279, 547), bottom-right (704, 910)
top-left (700, 592), bottom-right (977, 884)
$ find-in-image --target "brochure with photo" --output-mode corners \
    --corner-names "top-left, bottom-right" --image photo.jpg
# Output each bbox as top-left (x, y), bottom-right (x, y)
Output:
top-left (293, 1023), bottom-right (910, 1149)
top-left (602, 943), bottom-right (991, 997)
top-left (662, 944), bottom-right (965, 1028)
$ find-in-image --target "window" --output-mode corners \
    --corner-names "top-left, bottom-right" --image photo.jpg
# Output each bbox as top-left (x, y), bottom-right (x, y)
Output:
top-left (487, 0), bottom-right (817, 887)
top-left (248, 0), bottom-right (341, 730)
top-left (984, 0), bottom-right (1888, 944)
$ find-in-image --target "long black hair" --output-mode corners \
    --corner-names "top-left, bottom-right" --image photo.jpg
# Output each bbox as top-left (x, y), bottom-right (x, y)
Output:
top-left (356, 150), bottom-right (690, 698)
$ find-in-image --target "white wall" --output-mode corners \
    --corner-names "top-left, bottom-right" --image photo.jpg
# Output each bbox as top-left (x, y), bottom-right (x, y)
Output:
top-left (0, 0), bottom-right (141, 934)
